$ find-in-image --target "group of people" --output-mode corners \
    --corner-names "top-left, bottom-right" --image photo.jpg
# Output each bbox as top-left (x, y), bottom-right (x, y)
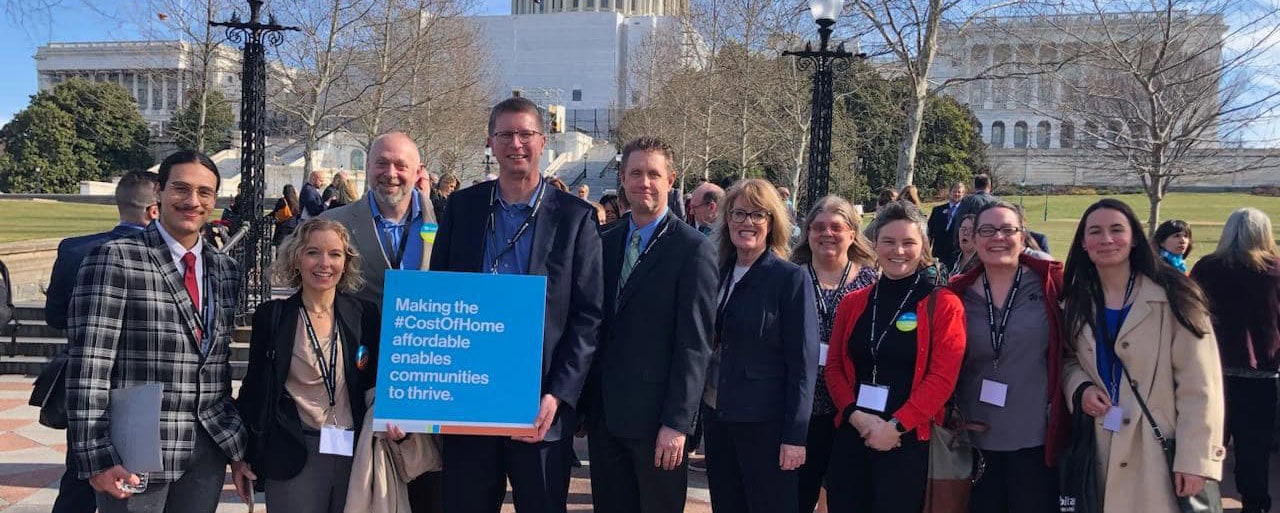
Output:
top-left (39, 94), bottom-right (1280, 513)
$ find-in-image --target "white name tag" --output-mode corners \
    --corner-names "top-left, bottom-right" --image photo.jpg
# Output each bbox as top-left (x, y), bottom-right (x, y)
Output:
top-left (1102, 406), bottom-right (1124, 433)
top-left (856, 384), bottom-right (890, 412)
top-left (979, 379), bottom-right (1008, 407)
top-left (320, 425), bottom-right (355, 456)
top-left (818, 343), bottom-right (830, 367)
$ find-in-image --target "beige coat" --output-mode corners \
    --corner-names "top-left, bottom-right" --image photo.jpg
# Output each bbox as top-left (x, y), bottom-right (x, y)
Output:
top-left (344, 391), bottom-right (441, 513)
top-left (1063, 275), bottom-right (1226, 513)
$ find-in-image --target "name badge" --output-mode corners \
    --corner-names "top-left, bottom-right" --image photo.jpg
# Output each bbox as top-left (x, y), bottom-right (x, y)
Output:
top-left (320, 425), bottom-right (355, 456)
top-left (856, 384), bottom-right (890, 412)
top-left (1102, 406), bottom-right (1124, 433)
top-left (979, 379), bottom-right (1008, 407)
top-left (818, 343), bottom-right (829, 367)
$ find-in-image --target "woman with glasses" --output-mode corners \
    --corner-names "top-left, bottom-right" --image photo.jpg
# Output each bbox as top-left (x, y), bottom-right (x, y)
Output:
top-left (948, 201), bottom-right (1067, 513)
top-left (703, 178), bottom-right (818, 513)
top-left (825, 202), bottom-right (966, 513)
top-left (1062, 199), bottom-right (1223, 513)
top-left (790, 196), bottom-right (879, 513)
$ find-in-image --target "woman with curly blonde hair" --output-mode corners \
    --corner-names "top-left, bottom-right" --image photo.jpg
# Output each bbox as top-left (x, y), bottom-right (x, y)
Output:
top-left (237, 218), bottom-right (400, 513)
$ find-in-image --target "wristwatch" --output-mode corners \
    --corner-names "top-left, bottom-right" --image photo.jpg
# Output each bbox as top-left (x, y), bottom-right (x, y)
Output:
top-left (889, 418), bottom-right (907, 434)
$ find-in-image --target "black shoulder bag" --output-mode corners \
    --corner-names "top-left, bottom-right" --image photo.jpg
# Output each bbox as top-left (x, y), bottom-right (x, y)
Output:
top-left (1124, 368), bottom-right (1222, 513)
top-left (1058, 383), bottom-right (1101, 513)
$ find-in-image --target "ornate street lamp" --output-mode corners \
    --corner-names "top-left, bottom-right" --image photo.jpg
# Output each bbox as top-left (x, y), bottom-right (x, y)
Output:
top-left (784, 0), bottom-right (860, 213)
top-left (211, 0), bottom-right (298, 324)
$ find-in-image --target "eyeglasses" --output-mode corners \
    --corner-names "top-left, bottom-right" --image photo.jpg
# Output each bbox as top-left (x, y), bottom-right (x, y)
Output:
top-left (729, 209), bottom-right (771, 225)
top-left (492, 130), bottom-right (543, 144)
top-left (809, 221), bottom-right (850, 234)
top-left (976, 225), bottom-right (1024, 238)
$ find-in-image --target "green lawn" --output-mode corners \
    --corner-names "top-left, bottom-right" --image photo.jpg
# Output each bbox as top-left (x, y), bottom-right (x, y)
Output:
top-left (921, 192), bottom-right (1280, 267)
top-left (0, 199), bottom-right (225, 244)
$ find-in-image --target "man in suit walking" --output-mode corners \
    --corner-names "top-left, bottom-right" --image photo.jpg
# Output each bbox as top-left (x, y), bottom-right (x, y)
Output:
top-left (927, 181), bottom-right (965, 268)
top-left (300, 170), bottom-right (326, 219)
top-left (44, 170), bottom-right (159, 513)
top-left (430, 96), bottom-right (603, 513)
top-left (66, 150), bottom-right (255, 512)
top-left (321, 131), bottom-right (441, 512)
top-left (587, 137), bottom-right (717, 513)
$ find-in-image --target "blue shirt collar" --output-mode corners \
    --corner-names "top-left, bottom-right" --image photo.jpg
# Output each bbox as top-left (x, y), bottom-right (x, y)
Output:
top-left (628, 206), bottom-right (668, 233)
top-left (497, 178), bottom-right (546, 210)
top-left (119, 222), bottom-right (148, 231)
top-left (368, 190), bottom-right (422, 225)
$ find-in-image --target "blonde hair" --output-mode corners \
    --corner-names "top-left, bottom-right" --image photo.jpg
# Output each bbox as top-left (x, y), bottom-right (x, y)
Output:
top-left (272, 218), bottom-right (365, 293)
top-left (792, 195), bottom-right (875, 266)
top-left (717, 178), bottom-right (793, 267)
top-left (1211, 207), bottom-right (1279, 272)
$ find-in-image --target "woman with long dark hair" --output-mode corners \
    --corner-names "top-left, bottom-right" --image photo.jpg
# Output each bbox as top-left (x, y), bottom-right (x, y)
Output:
top-left (1191, 207), bottom-right (1280, 513)
top-left (790, 195), bottom-right (878, 513)
top-left (1061, 198), bottom-right (1224, 513)
top-left (273, 184), bottom-right (302, 247)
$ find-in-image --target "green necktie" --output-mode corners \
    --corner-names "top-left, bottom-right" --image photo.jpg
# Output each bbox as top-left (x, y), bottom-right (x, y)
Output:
top-left (619, 230), bottom-right (642, 290)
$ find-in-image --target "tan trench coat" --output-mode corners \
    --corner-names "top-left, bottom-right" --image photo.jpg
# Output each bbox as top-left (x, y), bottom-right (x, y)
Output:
top-left (1063, 275), bottom-right (1226, 513)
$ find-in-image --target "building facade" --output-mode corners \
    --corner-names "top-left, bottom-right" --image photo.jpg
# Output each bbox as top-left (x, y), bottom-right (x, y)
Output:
top-left (510, 0), bottom-right (686, 17)
top-left (34, 40), bottom-right (242, 138)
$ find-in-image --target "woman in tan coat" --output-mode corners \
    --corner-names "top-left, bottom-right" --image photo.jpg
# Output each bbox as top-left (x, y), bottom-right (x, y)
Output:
top-left (1061, 199), bottom-right (1225, 513)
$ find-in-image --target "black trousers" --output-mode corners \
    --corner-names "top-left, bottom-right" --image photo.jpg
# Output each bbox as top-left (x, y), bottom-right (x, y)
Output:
top-left (968, 445), bottom-right (1057, 513)
top-left (704, 417), bottom-right (798, 513)
top-left (1225, 375), bottom-right (1278, 513)
top-left (441, 434), bottom-right (571, 513)
top-left (407, 471), bottom-right (444, 513)
top-left (798, 413), bottom-right (836, 513)
top-left (825, 424), bottom-right (928, 513)
top-left (52, 429), bottom-right (96, 513)
top-left (587, 426), bottom-right (687, 513)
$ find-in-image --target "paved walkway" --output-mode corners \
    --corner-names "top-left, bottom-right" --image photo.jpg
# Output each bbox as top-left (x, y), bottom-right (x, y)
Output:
top-left (0, 376), bottom-right (711, 512)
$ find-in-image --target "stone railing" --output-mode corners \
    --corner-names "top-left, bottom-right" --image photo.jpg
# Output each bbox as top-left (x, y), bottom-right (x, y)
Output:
top-left (0, 238), bottom-right (61, 304)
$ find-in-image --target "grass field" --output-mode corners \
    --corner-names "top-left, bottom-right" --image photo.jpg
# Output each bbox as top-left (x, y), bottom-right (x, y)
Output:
top-left (1, 194), bottom-right (1278, 266)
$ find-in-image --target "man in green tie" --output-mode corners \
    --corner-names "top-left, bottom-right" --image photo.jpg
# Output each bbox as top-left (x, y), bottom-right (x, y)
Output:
top-left (585, 137), bottom-right (719, 513)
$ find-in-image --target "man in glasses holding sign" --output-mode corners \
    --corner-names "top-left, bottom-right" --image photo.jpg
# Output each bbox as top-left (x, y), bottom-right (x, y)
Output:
top-left (425, 97), bottom-right (603, 513)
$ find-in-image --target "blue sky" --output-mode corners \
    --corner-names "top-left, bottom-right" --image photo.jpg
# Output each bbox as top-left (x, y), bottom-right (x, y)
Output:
top-left (0, 0), bottom-right (509, 126)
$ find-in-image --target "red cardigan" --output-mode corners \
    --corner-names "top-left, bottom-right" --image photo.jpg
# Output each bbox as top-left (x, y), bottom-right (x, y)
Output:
top-left (948, 254), bottom-right (1068, 466)
top-left (824, 283), bottom-right (966, 441)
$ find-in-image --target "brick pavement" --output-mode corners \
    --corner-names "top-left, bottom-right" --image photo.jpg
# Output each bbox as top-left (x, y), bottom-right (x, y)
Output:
top-left (0, 376), bottom-right (711, 512)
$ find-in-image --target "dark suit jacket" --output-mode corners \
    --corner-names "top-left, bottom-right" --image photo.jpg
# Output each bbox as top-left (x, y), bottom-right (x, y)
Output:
top-left (66, 224), bottom-right (244, 481)
top-left (45, 224), bottom-right (143, 330)
top-left (300, 183), bottom-right (325, 218)
top-left (236, 292), bottom-right (380, 480)
top-left (590, 213), bottom-right (717, 440)
top-left (710, 251), bottom-right (818, 445)
top-left (927, 203), bottom-right (956, 266)
top-left (429, 179), bottom-right (603, 442)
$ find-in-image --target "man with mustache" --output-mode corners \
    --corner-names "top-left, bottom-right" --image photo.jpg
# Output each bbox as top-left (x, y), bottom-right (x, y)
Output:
top-left (322, 131), bottom-right (442, 512)
top-left (66, 150), bottom-right (255, 512)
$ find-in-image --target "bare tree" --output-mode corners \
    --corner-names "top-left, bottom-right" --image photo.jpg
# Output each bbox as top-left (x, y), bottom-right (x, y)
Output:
top-left (1042, 0), bottom-right (1280, 231)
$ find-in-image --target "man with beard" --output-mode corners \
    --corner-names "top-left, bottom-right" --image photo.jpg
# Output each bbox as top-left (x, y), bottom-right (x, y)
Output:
top-left (321, 131), bottom-right (442, 512)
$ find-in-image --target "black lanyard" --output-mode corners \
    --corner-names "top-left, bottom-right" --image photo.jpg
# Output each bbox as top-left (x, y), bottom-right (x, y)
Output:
top-left (486, 180), bottom-right (546, 274)
top-left (808, 261), bottom-right (852, 318)
top-left (1096, 272), bottom-right (1137, 401)
top-left (981, 265), bottom-right (1024, 372)
top-left (300, 309), bottom-right (340, 412)
top-left (868, 272), bottom-right (923, 384)
top-left (379, 224), bottom-right (411, 270)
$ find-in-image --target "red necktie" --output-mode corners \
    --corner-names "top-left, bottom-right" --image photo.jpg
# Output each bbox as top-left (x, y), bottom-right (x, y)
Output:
top-left (182, 252), bottom-right (203, 342)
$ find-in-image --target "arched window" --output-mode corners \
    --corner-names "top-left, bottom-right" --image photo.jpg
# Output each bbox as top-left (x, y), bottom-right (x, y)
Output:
top-left (1106, 120), bottom-right (1124, 146)
top-left (1036, 121), bottom-right (1051, 149)
top-left (1013, 121), bottom-right (1028, 148)
top-left (350, 149), bottom-right (365, 171)
top-left (1083, 121), bottom-right (1099, 148)
top-left (1060, 122), bottom-right (1075, 148)
top-left (976, 121), bottom-right (984, 143)
top-left (991, 121), bottom-right (1006, 148)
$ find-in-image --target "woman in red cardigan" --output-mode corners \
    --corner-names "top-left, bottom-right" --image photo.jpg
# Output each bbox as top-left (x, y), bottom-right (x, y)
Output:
top-left (947, 201), bottom-right (1067, 513)
top-left (824, 201), bottom-right (966, 513)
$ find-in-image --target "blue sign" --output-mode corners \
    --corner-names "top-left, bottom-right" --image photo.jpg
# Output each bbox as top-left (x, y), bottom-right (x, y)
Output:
top-left (373, 270), bottom-right (546, 436)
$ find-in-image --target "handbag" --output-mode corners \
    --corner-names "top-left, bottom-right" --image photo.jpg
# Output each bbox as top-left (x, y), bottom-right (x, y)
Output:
top-left (921, 290), bottom-right (986, 513)
top-left (1124, 368), bottom-right (1222, 513)
top-left (29, 350), bottom-right (70, 429)
top-left (1058, 384), bottom-right (1101, 513)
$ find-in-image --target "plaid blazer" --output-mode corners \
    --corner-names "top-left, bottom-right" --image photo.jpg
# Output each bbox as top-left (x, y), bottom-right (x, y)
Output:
top-left (66, 224), bottom-right (246, 482)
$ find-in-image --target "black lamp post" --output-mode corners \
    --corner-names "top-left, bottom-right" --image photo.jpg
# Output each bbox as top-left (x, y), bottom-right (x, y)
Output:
top-left (784, 0), bottom-right (857, 213)
top-left (211, 0), bottom-right (298, 324)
